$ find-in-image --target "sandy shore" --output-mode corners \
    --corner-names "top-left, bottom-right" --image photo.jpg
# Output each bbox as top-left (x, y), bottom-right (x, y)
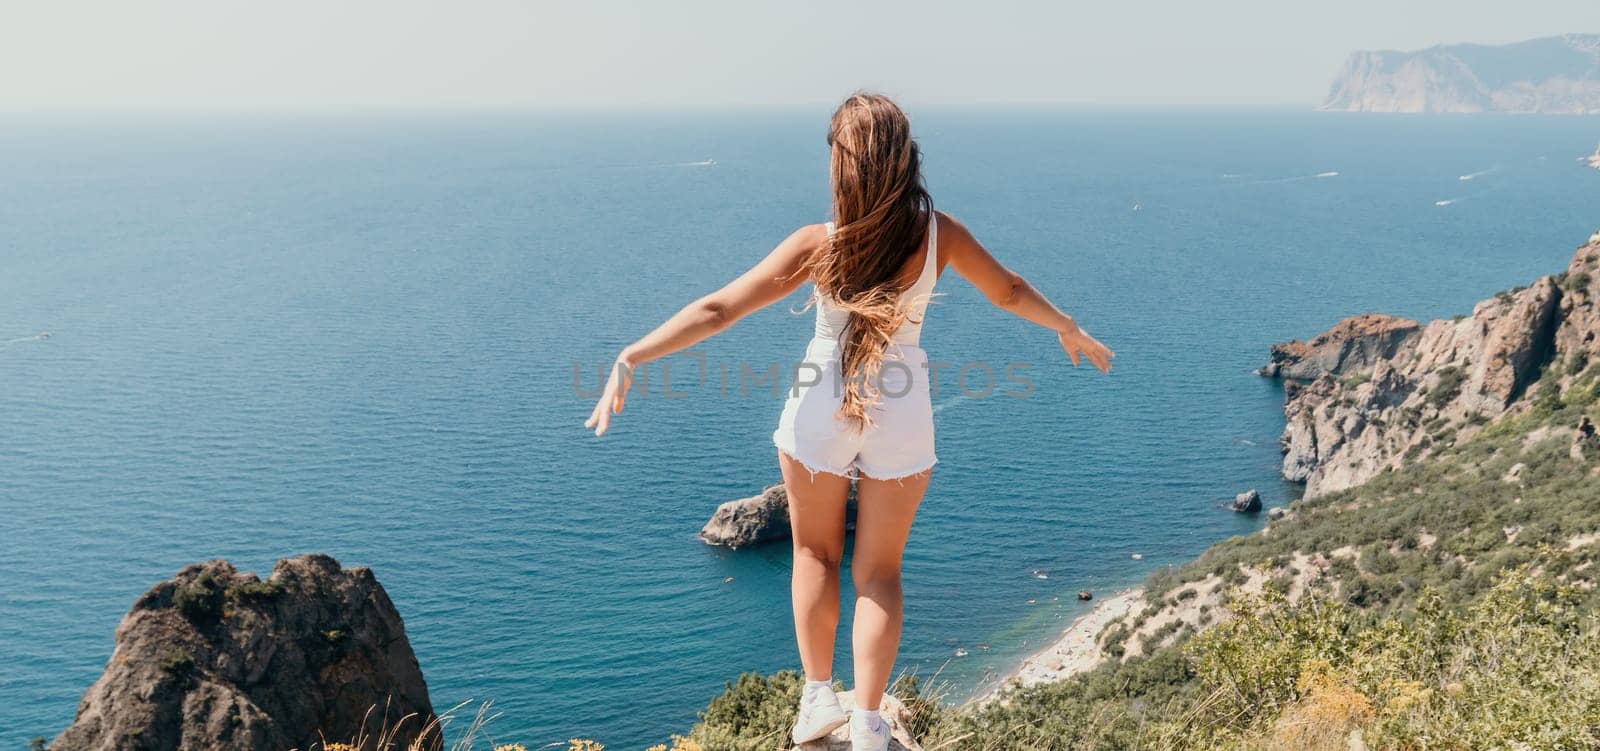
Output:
top-left (971, 588), bottom-right (1145, 704)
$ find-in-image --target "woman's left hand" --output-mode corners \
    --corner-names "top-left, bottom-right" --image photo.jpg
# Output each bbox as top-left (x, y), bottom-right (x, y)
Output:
top-left (1059, 326), bottom-right (1114, 374)
top-left (584, 358), bottom-right (635, 436)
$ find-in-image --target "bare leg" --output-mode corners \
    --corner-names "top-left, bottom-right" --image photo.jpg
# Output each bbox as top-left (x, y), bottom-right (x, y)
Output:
top-left (779, 451), bottom-right (852, 683)
top-left (849, 470), bottom-right (929, 711)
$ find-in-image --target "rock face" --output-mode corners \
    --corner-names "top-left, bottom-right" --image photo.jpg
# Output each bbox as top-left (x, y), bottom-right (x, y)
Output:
top-left (700, 484), bottom-right (857, 548)
top-left (1588, 144), bottom-right (1600, 169)
top-left (1231, 489), bottom-right (1263, 513)
top-left (701, 485), bottom-right (792, 548)
top-left (1266, 233), bottom-right (1600, 497)
top-left (1321, 34), bottom-right (1600, 113)
top-left (1258, 314), bottom-right (1422, 379)
top-left (52, 555), bottom-right (436, 751)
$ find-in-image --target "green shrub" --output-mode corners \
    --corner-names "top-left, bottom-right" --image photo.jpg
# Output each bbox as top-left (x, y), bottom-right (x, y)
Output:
top-left (159, 649), bottom-right (193, 674)
top-left (686, 671), bottom-right (803, 749)
top-left (226, 579), bottom-right (283, 602)
top-left (1340, 372), bottom-right (1371, 389)
top-left (1428, 366), bottom-right (1464, 408)
top-left (172, 572), bottom-right (222, 623)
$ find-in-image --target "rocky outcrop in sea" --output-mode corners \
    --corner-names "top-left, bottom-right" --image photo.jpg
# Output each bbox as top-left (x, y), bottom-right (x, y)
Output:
top-left (701, 483), bottom-right (857, 548)
top-left (51, 555), bottom-right (436, 751)
top-left (1263, 232), bottom-right (1600, 497)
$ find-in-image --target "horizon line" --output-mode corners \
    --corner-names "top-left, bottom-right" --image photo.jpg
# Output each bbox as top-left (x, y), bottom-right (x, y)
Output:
top-left (0, 100), bottom-right (1335, 117)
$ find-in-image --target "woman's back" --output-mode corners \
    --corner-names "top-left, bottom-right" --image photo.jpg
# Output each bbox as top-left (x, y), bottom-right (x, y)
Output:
top-left (813, 213), bottom-right (940, 348)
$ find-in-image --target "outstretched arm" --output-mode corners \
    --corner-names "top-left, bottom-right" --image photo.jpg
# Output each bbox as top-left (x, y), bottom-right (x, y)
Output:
top-left (942, 213), bottom-right (1113, 373)
top-left (585, 224), bottom-right (824, 436)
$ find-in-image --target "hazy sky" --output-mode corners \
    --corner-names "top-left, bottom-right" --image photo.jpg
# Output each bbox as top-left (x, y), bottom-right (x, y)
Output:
top-left (5, 1), bottom-right (1598, 111)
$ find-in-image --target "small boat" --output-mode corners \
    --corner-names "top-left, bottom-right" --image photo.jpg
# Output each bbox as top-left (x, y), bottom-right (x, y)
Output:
top-left (954, 648), bottom-right (969, 657)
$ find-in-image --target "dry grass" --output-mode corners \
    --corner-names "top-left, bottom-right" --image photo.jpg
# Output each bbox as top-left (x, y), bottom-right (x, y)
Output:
top-left (303, 699), bottom-right (572, 751)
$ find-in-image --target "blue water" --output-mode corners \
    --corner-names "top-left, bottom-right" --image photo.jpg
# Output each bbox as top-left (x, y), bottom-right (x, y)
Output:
top-left (1, 110), bottom-right (1595, 749)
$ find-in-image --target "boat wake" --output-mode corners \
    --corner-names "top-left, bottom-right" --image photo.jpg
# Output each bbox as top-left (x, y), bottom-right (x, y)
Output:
top-left (1435, 198), bottom-right (1459, 207)
top-left (932, 394), bottom-right (970, 415)
top-left (0, 331), bottom-right (49, 350)
top-left (1458, 167), bottom-right (1497, 181)
top-left (1238, 171), bottom-right (1340, 185)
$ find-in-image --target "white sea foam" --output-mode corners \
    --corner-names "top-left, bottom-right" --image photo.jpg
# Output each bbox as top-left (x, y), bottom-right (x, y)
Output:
top-left (1315, 171), bottom-right (1339, 178)
top-left (1435, 199), bottom-right (1458, 207)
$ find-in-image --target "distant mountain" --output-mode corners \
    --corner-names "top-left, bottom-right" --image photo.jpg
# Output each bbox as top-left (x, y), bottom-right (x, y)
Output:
top-left (1322, 34), bottom-right (1600, 113)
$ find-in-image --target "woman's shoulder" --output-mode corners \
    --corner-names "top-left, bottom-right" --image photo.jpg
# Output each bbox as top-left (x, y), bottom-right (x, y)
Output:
top-left (932, 210), bottom-right (969, 233)
top-left (783, 222), bottom-right (831, 255)
top-left (794, 222), bottom-right (831, 242)
top-left (932, 211), bottom-right (976, 254)
top-left (763, 223), bottom-right (831, 270)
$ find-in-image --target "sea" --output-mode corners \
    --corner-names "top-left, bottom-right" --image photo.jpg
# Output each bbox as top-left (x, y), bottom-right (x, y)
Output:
top-left (2, 109), bottom-right (1596, 749)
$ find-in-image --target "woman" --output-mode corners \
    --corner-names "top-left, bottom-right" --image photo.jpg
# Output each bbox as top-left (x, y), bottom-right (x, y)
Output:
top-left (585, 93), bottom-right (1112, 750)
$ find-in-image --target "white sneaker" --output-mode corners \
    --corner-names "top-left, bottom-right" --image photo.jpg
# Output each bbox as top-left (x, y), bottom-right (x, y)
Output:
top-left (849, 710), bottom-right (892, 751)
top-left (791, 686), bottom-right (848, 744)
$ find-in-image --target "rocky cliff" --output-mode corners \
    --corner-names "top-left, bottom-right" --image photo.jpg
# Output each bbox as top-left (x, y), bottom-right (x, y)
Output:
top-left (1258, 314), bottom-right (1423, 380)
top-left (1321, 34), bottom-right (1600, 113)
top-left (1263, 232), bottom-right (1600, 497)
top-left (51, 555), bottom-right (436, 751)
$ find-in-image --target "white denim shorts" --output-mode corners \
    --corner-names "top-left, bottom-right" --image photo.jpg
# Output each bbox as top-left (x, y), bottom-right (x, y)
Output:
top-left (772, 337), bottom-right (937, 480)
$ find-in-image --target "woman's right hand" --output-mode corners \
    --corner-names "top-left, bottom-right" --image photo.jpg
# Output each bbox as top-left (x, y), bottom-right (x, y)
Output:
top-left (1059, 324), bottom-right (1114, 374)
top-left (584, 358), bottom-right (634, 437)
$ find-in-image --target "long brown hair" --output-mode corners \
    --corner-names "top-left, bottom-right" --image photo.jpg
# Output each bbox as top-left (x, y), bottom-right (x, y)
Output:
top-left (805, 92), bottom-right (933, 430)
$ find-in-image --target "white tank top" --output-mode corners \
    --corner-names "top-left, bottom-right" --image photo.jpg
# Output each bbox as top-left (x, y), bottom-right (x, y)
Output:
top-left (813, 213), bottom-right (938, 348)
